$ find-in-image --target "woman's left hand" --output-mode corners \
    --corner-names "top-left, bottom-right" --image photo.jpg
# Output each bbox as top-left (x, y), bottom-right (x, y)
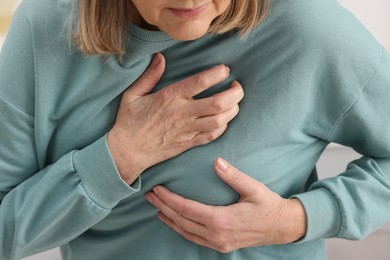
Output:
top-left (145, 158), bottom-right (307, 253)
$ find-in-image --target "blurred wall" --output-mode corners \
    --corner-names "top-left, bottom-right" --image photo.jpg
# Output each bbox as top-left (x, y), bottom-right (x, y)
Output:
top-left (0, 0), bottom-right (20, 37)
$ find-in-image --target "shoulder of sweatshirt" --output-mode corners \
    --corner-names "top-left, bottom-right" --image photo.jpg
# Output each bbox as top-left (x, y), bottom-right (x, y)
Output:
top-left (0, 0), bottom-right (73, 116)
top-left (16, 0), bottom-right (73, 50)
top-left (264, 0), bottom-right (383, 92)
top-left (252, 0), bottom-right (386, 138)
top-left (18, 0), bottom-right (71, 24)
top-left (268, 0), bottom-right (383, 69)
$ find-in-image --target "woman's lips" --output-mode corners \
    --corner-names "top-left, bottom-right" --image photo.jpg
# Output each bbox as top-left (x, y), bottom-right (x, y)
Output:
top-left (169, 4), bottom-right (208, 19)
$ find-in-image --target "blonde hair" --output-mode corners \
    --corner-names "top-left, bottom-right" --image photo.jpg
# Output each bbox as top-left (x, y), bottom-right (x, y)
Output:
top-left (73, 0), bottom-right (271, 57)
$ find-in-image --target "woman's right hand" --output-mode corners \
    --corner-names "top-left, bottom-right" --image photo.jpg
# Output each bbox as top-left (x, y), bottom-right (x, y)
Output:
top-left (108, 53), bottom-right (244, 185)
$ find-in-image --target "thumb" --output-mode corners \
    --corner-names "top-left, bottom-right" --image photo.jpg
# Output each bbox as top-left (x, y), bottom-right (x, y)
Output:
top-left (214, 157), bottom-right (263, 197)
top-left (125, 53), bottom-right (166, 101)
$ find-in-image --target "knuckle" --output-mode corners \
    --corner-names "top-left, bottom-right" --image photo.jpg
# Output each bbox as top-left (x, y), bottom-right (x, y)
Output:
top-left (218, 245), bottom-right (234, 254)
top-left (210, 235), bottom-right (232, 253)
top-left (210, 97), bottom-right (226, 112)
top-left (210, 116), bottom-right (225, 129)
top-left (205, 131), bottom-right (219, 142)
top-left (194, 74), bottom-right (210, 88)
top-left (192, 129), bottom-right (223, 146)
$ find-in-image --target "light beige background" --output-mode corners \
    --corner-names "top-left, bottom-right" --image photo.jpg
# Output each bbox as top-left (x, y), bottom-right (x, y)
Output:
top-left (0, 0), bottom-right (389, 259)
top-left (0, 0), bottom-right (20, 39)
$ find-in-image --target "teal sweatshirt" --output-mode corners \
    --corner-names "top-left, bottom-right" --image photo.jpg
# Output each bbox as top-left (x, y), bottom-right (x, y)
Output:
top-left (1, 0), bottom-right (390, 259)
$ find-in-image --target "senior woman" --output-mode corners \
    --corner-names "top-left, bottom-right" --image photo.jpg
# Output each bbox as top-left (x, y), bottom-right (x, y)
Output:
top-left (1, 0), bottom-right (390, 259)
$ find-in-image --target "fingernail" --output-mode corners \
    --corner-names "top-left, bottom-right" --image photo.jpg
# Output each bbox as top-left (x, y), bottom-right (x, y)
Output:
top-left (216, 157), bottom-right (228, 170)
top-left (153, 186), bottom-right (159, 195)
top-left (225, 65), bottom-right (230, 74)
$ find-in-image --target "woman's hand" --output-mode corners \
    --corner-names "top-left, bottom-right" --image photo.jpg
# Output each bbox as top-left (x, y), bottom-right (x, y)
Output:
top-left (145, 158), bottom-right (307, 253)
top-left (108, 54), bottom-right (244, 185)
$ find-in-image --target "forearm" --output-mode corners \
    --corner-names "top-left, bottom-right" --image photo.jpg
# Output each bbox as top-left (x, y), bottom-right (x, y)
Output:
top-left (0, 136), bottom-right (138, 259)
top-left (295, 157), bottom-right (390, 242)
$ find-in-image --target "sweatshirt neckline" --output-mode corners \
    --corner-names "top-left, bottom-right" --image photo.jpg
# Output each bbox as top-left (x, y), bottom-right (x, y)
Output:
top-left (129, 24), bottom-right (174, 43)
top-left (107, 24), bottom-right (177, 70)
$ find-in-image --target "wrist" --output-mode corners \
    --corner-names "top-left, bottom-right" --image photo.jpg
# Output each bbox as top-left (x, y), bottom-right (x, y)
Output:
top-left (289, 198), bottom-right (307, 242)
top-left (107, 127), bottom-right (144, 185)
top-left (273, 198), bottom-right (307, 245)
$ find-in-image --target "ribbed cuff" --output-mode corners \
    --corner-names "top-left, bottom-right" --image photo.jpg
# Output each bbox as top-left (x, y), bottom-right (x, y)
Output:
top-left (292, 188), bottom-right (342, 242)
top-left (73, 134), bottom-right (141, 209)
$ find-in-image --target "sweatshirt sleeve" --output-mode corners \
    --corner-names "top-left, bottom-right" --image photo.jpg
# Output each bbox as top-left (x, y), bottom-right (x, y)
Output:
top-left (294, 48), bottom-right (390, 242)
top-left (0, 3), bottom-right (140, 260)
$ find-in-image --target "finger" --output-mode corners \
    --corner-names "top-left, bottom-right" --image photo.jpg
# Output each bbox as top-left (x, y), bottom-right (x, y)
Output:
top-left (157, 213), bottom-right (226, 252)
top-left (170, 65), bottom-right (230, 99)
top-left (191, 125), bottom-right (228, 146)
top-left (189, 80), bottom-right (244, 117)
top-left (191, 105), bottom-right (239, 132)
top-left (145, 192), bottom-right (208, 236)
top-left (123, 53), bottom-right (166, 102)
top-left (150, 186), bottom-right (215, 224)
top-left (214, 158), bottom-right (264, 197)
